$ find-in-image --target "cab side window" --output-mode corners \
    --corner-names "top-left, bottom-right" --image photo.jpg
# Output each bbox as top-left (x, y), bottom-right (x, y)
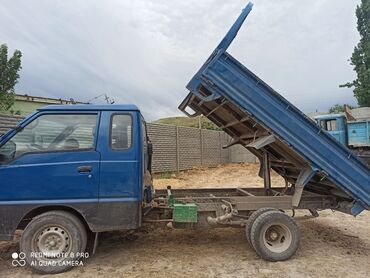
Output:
top-left (110, 114), bottom-right (132, 150)
top-left (326, 120), bottom-right (337, 131)
top-left (320, 119), bottom-right (337, 131)
top-left (0, 114), bottom-right (97, 162)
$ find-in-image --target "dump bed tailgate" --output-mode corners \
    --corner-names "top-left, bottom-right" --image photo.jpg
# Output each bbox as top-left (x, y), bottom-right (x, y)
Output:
top-left (179, 2), bottom-right (369, 214)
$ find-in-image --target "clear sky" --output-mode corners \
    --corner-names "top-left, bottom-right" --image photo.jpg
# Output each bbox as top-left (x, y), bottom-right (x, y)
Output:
top-left (0, 0), bottom-right (361, 120)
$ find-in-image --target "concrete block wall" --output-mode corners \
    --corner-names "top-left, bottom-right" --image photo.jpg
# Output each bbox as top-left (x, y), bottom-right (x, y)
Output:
top-left (147, 123), bottom-right (178, 173)
top-left (202, 129), bottom-right (222, 167)
top-left (230, 144), bottom-right (258, 163)
top-left (178, 126), bottom-right (202, 170)
top-left (0, 114), bottom-right (23, 135)
top-left (147, 123), bottom-right (256, 173)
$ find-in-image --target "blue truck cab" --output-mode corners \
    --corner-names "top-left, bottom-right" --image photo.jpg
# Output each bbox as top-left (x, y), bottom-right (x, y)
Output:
top-left (315, 114), bottom-right (347, 145)
top-left (0, 104), bottom-right (153, 242)
top-left (315, 114), bottom-right (370, 151)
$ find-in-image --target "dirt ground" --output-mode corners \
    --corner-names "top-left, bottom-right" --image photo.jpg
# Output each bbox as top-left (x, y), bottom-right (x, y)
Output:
top-left (0, 163), bottom-right (369, 277)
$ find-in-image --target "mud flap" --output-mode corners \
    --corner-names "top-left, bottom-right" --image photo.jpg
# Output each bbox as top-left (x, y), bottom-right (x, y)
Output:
top-left (292, 167), bottom-right (316, 207)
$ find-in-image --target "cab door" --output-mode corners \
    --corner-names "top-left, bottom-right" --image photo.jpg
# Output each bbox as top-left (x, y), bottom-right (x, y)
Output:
top-left (0, 112), bottom-right (101, 232)
top-left (95, 111), bottom-right (141, 230)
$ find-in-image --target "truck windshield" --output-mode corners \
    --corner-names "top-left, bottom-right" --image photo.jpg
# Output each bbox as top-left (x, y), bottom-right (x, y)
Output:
top-left (0, 114), bottom-right (97, 163)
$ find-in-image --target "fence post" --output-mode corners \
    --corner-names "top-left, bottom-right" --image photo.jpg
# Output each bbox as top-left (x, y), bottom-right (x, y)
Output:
top-left (200, 128), bottom-right (203, 166)
top-left (176, 126), bottom-right (180, 174)
top-left (228, 135), bottom-right (232, 163)
top-left (219, 132), bottom-right (222, 164)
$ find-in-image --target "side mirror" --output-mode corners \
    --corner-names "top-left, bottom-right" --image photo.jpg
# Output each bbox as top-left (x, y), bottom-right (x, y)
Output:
top-left (0, 140), bottom-right (16, 162)
top-left (147, 141), bottom-right (153, 156)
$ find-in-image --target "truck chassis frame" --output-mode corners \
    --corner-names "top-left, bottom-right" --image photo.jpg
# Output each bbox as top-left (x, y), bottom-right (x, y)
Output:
top-left (146, 187), bottom-right (339, 227)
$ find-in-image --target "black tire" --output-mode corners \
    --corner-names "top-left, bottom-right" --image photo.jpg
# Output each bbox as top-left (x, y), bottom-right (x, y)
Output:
top-left (250, 210), bottom-right (300, 261)
top-left (20, 210), bottom-right (87, 274)
top-left (245, 208), bottom-right (278, 247)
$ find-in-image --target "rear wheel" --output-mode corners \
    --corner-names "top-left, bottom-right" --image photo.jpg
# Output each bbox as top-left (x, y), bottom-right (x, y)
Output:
top-left (245, 207), bottom-right (278, 247)
top-left (250, 210), bottom-right (300, 261)
top-left (20, 210), bottom-right (87, 274)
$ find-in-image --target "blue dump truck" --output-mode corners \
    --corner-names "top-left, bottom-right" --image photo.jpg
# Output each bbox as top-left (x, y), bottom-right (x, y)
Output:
top-left (314, 113), bottom-right (370, 164)
top-left (0, 2), bottom-right (369, 274)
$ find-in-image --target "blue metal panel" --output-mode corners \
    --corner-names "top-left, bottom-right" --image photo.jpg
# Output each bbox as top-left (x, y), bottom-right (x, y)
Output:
top-left (348, 121), bottom-right (370, 147)
top-left (179, 2), bottom-right (370, 211)
top-left (188, 2), bottom-right (254, 94)
top-left (0, 151), bottom-right (100, 201)
top-left (97, 111), bottom-right (142, 201)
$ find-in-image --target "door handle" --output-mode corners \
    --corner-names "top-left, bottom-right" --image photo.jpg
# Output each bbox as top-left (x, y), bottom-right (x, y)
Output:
top-left (77, 166), bottom-right (92, 173)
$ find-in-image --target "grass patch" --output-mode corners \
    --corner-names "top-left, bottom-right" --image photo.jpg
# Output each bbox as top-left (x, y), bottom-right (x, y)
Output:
top-left (154, 172), bottom-right (175, 179)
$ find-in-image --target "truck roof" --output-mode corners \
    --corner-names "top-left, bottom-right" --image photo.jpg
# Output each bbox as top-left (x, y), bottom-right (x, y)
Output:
top-left (38, 104), bottom-right (140, 111)
top-left (314, 114), bottom-right (345, 120)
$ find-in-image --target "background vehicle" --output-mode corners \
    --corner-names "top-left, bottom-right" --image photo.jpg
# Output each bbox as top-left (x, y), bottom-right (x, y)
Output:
top-left (315, 113), bottom-right (370, 164)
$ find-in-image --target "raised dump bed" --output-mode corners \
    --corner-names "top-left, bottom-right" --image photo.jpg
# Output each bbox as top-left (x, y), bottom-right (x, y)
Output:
top-left (179, 2), bottom-right (370, 215)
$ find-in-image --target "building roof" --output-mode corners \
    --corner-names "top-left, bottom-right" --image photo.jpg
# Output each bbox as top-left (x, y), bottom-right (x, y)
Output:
top-left (15, 94), bottom-right (85, 104)
top-left (308, 107), bottom-right (370, 121)
top-left (38, 104), bottom-right (140, 111)
top-left (351, 107), bottom-right (370, 120)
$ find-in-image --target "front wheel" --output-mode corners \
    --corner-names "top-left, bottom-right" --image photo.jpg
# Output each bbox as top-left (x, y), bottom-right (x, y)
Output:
top-left (20, 210), bottom-right (87, 274)
top-left (250, 210), bottom-right (300, 261)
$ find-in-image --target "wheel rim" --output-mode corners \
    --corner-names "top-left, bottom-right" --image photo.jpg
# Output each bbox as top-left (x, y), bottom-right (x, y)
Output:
top-left (32, 225), bottom-right (72, 259)
top-left (262, 223), bottom-right (292, 253)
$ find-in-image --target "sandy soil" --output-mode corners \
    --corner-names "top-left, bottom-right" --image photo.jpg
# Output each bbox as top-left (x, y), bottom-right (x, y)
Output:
top-left (0, 163), bottom-right (369, 277)
top-left (153, 163), bottom-right (285, 189)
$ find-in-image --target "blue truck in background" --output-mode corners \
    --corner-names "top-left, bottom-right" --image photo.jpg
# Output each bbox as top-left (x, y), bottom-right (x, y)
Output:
top-left (0, 2), bottom-right (369, 274)
top-left (315, 113), bottom-right (370, 164)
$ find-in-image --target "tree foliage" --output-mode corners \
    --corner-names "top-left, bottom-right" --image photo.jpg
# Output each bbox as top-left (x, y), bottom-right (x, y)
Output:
top-left (0, 44), bottom-right (22, 111)
top-left (341, 0), bottom-right (370, 107)
top-left (328, 104), bottom-right (354, 114)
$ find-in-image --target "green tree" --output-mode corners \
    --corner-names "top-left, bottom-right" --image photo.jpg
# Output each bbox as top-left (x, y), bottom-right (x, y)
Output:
top-left (328, 104), bottom-right (354, 114)
top-left (341, 0), bottom-right (370, 106)
top-left (0, 44), bottom-right (22, 111)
